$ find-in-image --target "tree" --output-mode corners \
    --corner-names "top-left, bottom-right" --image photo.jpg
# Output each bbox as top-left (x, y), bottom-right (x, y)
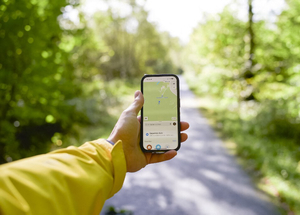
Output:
top-left (184, 0), bottom-right (300, 139)
top-left (0, 0), bottom-right (83, 163)
top-left (183, 6), bottom-right (248, 99)
top-left (73, 0), bottom-right (175, 83)
top-left (0, 0), bottom-right (178, 163)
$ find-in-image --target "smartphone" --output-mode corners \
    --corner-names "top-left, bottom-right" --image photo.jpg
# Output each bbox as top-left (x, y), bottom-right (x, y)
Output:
top-left (140, 74), bottom-right (181, 153)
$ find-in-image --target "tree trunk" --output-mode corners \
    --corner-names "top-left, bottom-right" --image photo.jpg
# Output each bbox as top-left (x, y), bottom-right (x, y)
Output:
top-left (248, 0), bottom-right (255, 70)
top-left (242, 0), bottom-right (256, 101)
top-left (244, 0), bottom-right (255, 79)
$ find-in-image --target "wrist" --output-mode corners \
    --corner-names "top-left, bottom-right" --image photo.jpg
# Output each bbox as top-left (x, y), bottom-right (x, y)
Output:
top-left (106, 139), bottom-right (115, 145)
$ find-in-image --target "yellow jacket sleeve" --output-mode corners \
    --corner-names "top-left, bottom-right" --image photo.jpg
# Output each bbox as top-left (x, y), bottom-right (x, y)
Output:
top-left (0, 139), bottom-right (126, 215)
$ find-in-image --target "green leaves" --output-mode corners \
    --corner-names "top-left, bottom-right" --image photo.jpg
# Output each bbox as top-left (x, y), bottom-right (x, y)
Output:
top-left (185, 0), bottom-right (300, 139)
top-left (0, 0), bottom-right (177, 163)
top-left (185, 2), bottom-right (300, 212)
top-left (0, 0), bottom-right (82, 162)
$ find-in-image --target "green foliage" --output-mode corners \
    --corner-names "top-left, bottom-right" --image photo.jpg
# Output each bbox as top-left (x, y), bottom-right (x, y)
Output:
top-left (184, 7), bottom-right (251, 100)
top-left (0, 0), bottom-right (177, 163)
top-left (0, 0), bottom-right (85, 162)
top-left (198, 103), bottom-right (300, 214)
top-left (184, 0), bottom-right (300, 213)
top-left (184, 2), bottom-right (300, 141)
top-left (104, 205), bottom-right (133, 215)
top-left (72, 2), bottom-right (176, 82)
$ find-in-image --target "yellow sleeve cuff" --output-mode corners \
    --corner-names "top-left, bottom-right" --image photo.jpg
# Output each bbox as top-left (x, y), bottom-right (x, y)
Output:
top-left (109, 140), bottom-right (127, 197)
top-left (84, 139), bottom-right (127, 198)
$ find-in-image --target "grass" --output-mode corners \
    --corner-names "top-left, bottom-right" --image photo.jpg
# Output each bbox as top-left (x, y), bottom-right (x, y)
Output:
top-left (185, 76), bottom-right (300, 215)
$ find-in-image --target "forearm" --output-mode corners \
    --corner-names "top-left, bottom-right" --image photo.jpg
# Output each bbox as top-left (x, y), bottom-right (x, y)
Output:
top-left (0, 139), bottom-right (126, 215)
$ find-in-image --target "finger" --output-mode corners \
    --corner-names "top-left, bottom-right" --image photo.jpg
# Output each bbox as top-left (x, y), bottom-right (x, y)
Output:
top-left (181, 133), bottom-right (188, 142)
top-left (148, 150), bottom-right (177, 164)
top-left (180, 122), bottom-right (189, 131)
top-left (137, 115), bottom-right (141, 123)
top-left (125, 90), bottom-right (144, 115)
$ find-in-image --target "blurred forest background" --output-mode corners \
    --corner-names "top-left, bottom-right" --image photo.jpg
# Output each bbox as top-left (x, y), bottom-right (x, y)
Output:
top-left (0, 0), bottom-right (180, 162)
top-left (0, 0), bottom-right (300, 213)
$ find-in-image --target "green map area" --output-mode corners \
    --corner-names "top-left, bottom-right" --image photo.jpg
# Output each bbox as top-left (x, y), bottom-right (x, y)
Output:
top-left (143, 82), bottom-right (177, 121)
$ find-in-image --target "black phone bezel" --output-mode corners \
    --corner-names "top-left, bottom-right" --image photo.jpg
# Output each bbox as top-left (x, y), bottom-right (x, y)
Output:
top-left (140, 74), bottom-right (181, 153)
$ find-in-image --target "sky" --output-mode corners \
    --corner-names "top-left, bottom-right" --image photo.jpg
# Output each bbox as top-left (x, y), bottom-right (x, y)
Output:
top-left (79, 0), bottom-right (286, 43)
top-left (144, 0), bottom-right (232, 43)
top-left (143, 0), bottom-right (285, 43)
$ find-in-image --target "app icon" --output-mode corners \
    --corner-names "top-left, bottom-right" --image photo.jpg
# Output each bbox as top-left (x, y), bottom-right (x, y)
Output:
top-left (156, 144), bottom-right (161, 150)
top-left (147, 145), bottom-right (152, 150)
top-left (146, 133), bottom-right (149, 136)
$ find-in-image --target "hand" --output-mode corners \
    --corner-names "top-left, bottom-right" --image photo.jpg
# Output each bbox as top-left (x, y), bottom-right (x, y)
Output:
top-left (108, 90), bottom-right (189, 172)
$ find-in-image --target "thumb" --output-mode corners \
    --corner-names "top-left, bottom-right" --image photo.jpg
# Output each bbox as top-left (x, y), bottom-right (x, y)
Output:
top-left (126, 90), bottom-right (144, 115)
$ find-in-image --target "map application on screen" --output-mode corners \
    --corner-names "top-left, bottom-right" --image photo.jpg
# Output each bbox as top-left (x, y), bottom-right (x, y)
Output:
top-left (142, 75), bottom-right (179, 151)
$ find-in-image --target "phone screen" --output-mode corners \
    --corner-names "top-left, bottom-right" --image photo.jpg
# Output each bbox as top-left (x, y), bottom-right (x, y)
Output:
top-left (140, 74), bottom-right (180, 152)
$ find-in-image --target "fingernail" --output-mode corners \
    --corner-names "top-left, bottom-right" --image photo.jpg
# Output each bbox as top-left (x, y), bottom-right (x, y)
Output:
top-left (135, 91), bottom-right (141, 99)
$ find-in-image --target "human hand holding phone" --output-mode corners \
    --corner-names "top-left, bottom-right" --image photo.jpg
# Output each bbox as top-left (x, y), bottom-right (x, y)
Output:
top-left (108, 90), bottom-right (189, 172)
